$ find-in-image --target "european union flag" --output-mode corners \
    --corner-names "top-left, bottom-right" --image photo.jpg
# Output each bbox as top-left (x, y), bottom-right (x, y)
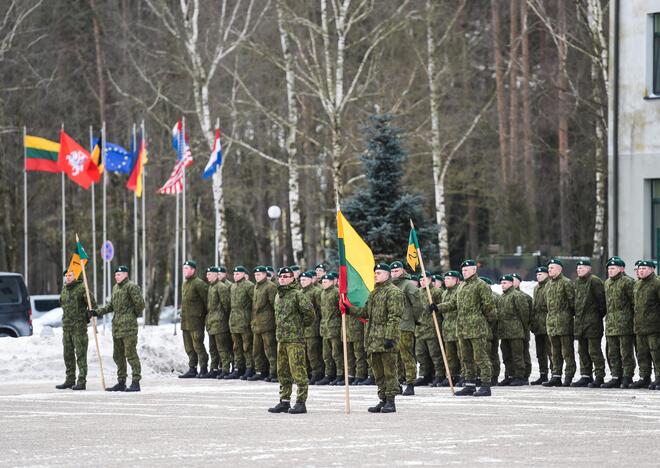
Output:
top-left (94, 139), bottom-right (134, 174)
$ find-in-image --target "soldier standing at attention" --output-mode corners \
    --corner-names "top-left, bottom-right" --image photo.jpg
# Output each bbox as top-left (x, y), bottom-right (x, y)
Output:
top-left (347, 305), bottom-right (368, 385)
top-left (531, 267), bottom-right (552, 385)
top-left (250, 266), bottom-right (279, 382)
top-left (300, 271), bottom-right (324, 383)
top-left (479, 276), bottom-right (500, 386)
top-left (415, 272), bottom-right (445, 387)
top-left (602, 257), bottom-right (636, 388)
top-left (317, 274), bottom-right (344, 385)
top-left (225, 266), bottom-right (255, 380)
top-left (496, 275), bottom-right (528, 386)
top-left (203, 267), bottom-right (221, 379)
top-left (218, 266), bottom-right (231, 285)
top-left (511, 273), bottom-right (532, 384)
top-left (268, 267), bottom-right (315, 414)
top-left (542, 259), bottom-right (576, 387)
top-left (437, 271), bottom-right (461, 387)
top-left (632, 260), bottom-right (660, 389)
top-left (207, 266), bottom-right (233, 379)
top-left (90, 265), bottom-right (144, 392)
top-left (57, 269), bottom-right (94, 391)
top-left (178, 260), bottom-right (209, 378)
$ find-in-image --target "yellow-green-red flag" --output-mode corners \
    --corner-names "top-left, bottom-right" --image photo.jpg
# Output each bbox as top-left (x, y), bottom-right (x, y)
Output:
top-left (406, 226), bottom-right (420, 271)
top-left (337, 210), bottom-right (374, 309)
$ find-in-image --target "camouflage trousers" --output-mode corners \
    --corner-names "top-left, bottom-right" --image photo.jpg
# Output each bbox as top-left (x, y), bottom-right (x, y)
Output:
top-left (549, 335), bottom-right (576, 379)
top-left (182, 329), bottom-right (208, 369)
top-left (278, 342), bottom-right (308, 403)
top-left (62, 329), bottom-right (88, 385)
top-left (445, 340), bottom-right (461, 377)
top-left (322, 337), bottom-right (344, 377)
top-left (113, 334), bottom-right (141, 382)
top-left (305, 336), bottom-right (324, 377)
top-left (231, 332), bottom-right (253, 370)
top-left (397, 331), bottom-right (417, 384)
top-left (523, 331), bottom-right (532, 378)
top-left (534, 334), bottom-right (552, 375)
top-left (210, 332), bottom-right (233, 372)
top-left (488, 338), bottom-right (501, 381)
top-left (576, 336), bottom-right (606, 379)
top-left (369, 352), bottom-right (399, 400)
top-left (636, 333), bottom-right (660, 379)
top-left (253, 330), bottom-right (278, 376)
top-left (605, 334), bottom-right (635, 378)
top-left (459, 337), bottom-right (492, 382)
top-left (500, 338), bottom-right (525, 379)
top-left (348, 340), bottom-right (368, 379)
top-left (415, 337), bottom-right (444, 379)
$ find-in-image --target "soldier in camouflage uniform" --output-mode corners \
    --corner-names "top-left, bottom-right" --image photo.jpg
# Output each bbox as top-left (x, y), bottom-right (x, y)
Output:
top-left (352, 263), bottom-right (404, 413)
top-left (480, 276), bottom-right (500, 386)
top-left (602, 257), bottom-right (636, 388)
top-left (203, 267), bottom-right (221, 379)
top-left (511, 273), bottom-right (532, 383)
top-left (207, 266), bottom-right (233, 379)
top-left (632, 260), bottom-right (660, 389)
top-left (56, 270), bottom-right (94, 391)
top-left (91, 265), bottom-right (144, 392)
top-left (571, 259), bottom-right (607, 388)
top-left (415, 272), bottom-right (445, 387)
top-left (542, 259), bottom-right (576, 387)
top-left (390, 261), bottom-right (423, 396)
top-left (268, 267), bottom-right (315, 414)
top-left (531, 266), bottom-right (552, 385)
top-left (250, 266), bottom-right (279, 381)
top-left (217, 266), bottom-right (231, 285)
top-left (496, 275), bottom-right (529, 386)
top-left (178, 260), bottom-right (210, 378)
top-left (225, 266), bottom-right (255, 379)
top-left (317, 274), bottom-right (344, 385)
top-left (315, 263), bottom-right (328, 282)
top-left (300, 271), bottom-right (324, 382)
top-left (347, 307), bottom-right (368, 385)
top-left (438, 271), bottom-right (461, 386)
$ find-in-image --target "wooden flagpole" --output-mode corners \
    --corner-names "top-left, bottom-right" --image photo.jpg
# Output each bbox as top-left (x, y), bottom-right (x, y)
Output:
top-left (410, 219), bottom-right (455, 395)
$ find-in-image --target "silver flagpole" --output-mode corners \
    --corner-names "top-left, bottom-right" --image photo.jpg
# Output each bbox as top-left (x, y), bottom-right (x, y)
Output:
top-left (173, 191), bottom-right (180, 335)
top-left (102, 122), bottom-right (107, 332)
top-left (60, 124), bottom-right (65, 273)
top-left (90, 126), bottom-right (97, 299)
top-left (141, 120), bottom-right (147, 327)
top-left (23, 127), bottom-right (28, 287)
top-left (133, 124), bottom-right (138, 287)
top-left (181, 116), bottom-right (187, 264)
top-left (214, 118), bottom-right (219, 266)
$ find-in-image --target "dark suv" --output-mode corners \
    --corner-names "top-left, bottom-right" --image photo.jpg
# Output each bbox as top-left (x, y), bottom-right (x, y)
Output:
top-left (0, 273), bottom-right (32, 337)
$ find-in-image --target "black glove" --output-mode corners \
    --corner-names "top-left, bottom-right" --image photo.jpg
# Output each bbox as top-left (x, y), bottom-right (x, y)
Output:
top-left (427, 304), bottom-right (439, 315)
top-left (383, 339), bottom-right (395, 349)
top-left (87, 309), bottom-right (97, 320)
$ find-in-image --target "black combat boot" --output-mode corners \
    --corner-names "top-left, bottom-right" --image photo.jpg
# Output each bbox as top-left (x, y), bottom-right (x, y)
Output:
top-left (267, 400), bottom-right (291, 413)
top-left (571, 375), bottom-right (592, 387)
top-left (562, 377), bottom-right (573, 387)
top-left (398, 385), bottom-right (403, 395)
top-left (414, 376), bottom-right (431, 386)
top-left (498, 377), bottom-right (513, 386)
top-left (359, 376), bottom-right (375, 386)
top-left (200, 369), bottom-right (218, 379)
top-left (309, 373), bottom-right (322, 385)
top-left (178, 367), bottom-right (198, 379)
top-left (197, 367), bottom-right (209, 378)
top-left (473, 383), bottom-right (492, 397)
top-left (368, 400), bottom-right (386, 413)
top-left (316, 375), bottom-right (333, 385)
top-left (241, 368), bottom-right (255, 380)
top-left (216, 370), bottom-right (226, 379)
top-left (509, 378), bottom-right (527, 386)
top-left (455, 382), bottom-right (476, 396)
top-left (630, 376), bottom-right (651, 389)
top-left (381, 398), bottom-right (396, 413)
top-left (247, 372), bottom-right (267, 381)
top-left (334, 376), bottom-right (346, 386)
top-left (430, 377), bottom-right (442, 387)
top-left (531, 374), bottom-right (548, 385)
top-left (456, 376), bottom-right (465, 387)
top-left (351, 378), bottom-right (364, 386)
top-left (288, 402), bottom-right (307, 414)
top-left (124, 380), bottom-right (141, 392)
top-left (490, 376), bottom-right (499, 386)
top-left (348, 376), bottom-right (355, 385)
top-left (55, 381), bottom-right (74, 390)
top-left (542, 375), bottom-right (563, 387)
top-left (475, 377), bottom-right (482, 387)
top-left (620, 376), bottom-right (633, 389)
top-left (402, 384), bottom-right (415, 396)
top-left (600, 377), bottom-right (621, 388)
top-left (649, 378), bottom-right (660, 390)
top-left (223, 369), bottom-right (241, 379)
top-left (269, 374), bottom-right (278, 383)
top-left (71, 383), bottom-right (86, 391)
top-left (436, 377), bottom-right (450, 387)
top-left (588, 376), bottom-right (605, 388)
top-left (105, 381), bottom-right (127, 392)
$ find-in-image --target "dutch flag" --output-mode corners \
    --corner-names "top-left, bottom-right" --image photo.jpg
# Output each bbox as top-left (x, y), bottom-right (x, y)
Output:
top-left (202, 129), bottom-right (223, 179)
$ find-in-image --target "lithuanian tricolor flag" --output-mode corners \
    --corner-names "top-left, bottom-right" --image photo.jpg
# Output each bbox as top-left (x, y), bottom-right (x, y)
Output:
top-left (24, 135), bottom-right (61, 173)
top-left (337, 210), bottom-right (374, 309)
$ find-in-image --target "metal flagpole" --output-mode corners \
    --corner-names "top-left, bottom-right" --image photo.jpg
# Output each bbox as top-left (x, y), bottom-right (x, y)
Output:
top-left (181, 116), bottom-right (187, 264)
top-left (102, 122), bottom-right (107, 332)
top-left (132, 124), bottom-right (138, 287)
top-left (141, 120), bottom-right (147, 327)
top-left (23, 126), bottom-right (28, 287)
top-left (173, 191), bottom-right (180, 335)
top-left (60, 124), bottom-right (66, 273)
top-left (214, 117), bottom-right (219, 266)
top-left (90, 126), bottom-right (97, 299)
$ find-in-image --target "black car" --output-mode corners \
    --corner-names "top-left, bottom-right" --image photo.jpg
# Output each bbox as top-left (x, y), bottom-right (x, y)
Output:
top-left (0, 273), bottom-right (32, 337)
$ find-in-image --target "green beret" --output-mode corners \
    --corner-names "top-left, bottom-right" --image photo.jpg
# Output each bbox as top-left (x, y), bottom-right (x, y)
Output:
top-left (217, 266), bottom-right (227, 273)
top-left (576, 259), bottom-right (591, 266)
top-left (431, 274), bottom-right (442, 281)
top-left (321, 273), bottom-right (333, 281)
top-left (479, 276), bottom-right (494, 285)
top-left (374, 263), bottom-right (391, 272)
top-left (278, 266), bottom-right (293, 276)
top-left (510, 273), bottom-right (522, 281)
top-left (500, 274), bottom-right (514, 282)
top-left (183, 260), bottom-right (197, 269)
top-left (301, 271), bottom-right (315, 279)
top-left (608, 256), bottom-right (622, 263)
top-left (233, 266), bottom-right (247, 273)
top-left (288, 264), bottom-right (300, 272)
top-left (606, 258), bottom-right (625, 267)
top-left (390, 261), bottom-right (404, 269)
top-left (329, 271), bottom-right (339, 279)
top-left (315, 263), bottom-right (327, 270)
top-left (62, 269), bottom-right (69, 276)
top-left (637, 260), bottom-right (655, 268)
top-left (253, 265), bottom-right (268, 273)
top-left (461, 259), bottom-right (477, 268)
top-left (114, 265), bottom-right (129, 273)
top-left (206, 266), bottom-right (220, 273)
top-left (265, 265), bottom-right (274, 273)
top-left (547, 258), bottom-right (563, 267)
top-left (444, 270), bottom-right (461, 279)
top-left (410, 274), bottom-right (420, 281)
top-left (419, 271), bottom-right (432, 278)
top-left (535, 266), bottom-right (549, 274)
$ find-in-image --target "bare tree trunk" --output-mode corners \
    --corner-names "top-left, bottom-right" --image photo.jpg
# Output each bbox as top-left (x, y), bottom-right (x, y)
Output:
top-left (508, 0), bottom-right (519, 183)
top-left (557, 0), bottom-right (571, 251)
top-left (491, 0), bottom-right (509, 186)
top-left (520, 0), bottom-right (535, 238)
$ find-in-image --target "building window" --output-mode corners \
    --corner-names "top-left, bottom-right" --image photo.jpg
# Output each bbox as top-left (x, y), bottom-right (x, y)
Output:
top-left (654, 14), bottom-right (660, 95)
top-left (652, 180), bottom-right (660, 259)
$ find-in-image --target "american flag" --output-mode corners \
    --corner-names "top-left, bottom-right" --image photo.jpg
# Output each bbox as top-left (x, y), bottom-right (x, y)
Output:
top-left (172, 120), bottom-right (193, 167)
top-left (157, 159), bottom-right (186, 195)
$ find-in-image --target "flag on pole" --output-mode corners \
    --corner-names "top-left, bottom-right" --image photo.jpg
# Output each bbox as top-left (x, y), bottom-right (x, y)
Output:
top-left (157, 159), bottom-right (186, 195)
top-left (406, 226), bottom-right (420, 272)
top-left (24, 135), bottom-right (61, 173)
top-left (94, 139), bottom-right (133, 173)
top-left (172, 120), bottom-right (192, 167)
top-left (90, 134), bottom-right (104, 174)
top-left (202, 129), bottom-right (222, 179)
top-left (58, 130), bottom-right (100, 189)
top-left (127, 136), bottom-right (148, 197)
top-left (67, 240), bottom-right (89, 279)
top-left (337, 210), bottom-right (375, 309)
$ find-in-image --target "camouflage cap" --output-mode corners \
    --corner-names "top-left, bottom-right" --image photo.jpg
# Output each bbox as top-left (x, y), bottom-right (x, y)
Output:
top-left (183, 260), bottom-right (197, 269)
top-left (114, 265), bottom-right (130, 273)
top-left (233, 265), bottom-right (248, 273)
top-left (535, 266), bottom-right (549, 274)
top-left (500, 274), bottom-right (514, 283)
top-left (278, 266), bottom-right (293, 276)
top-left (253, 265), bottom-right (268, 273)
top-left (461, 259), bottom-right (477, 268)
top-left (576, 259), bottom-right (591, 266)
top-left (390, 261), bottom-right (404, 269)
top-left (374, 263), bottom-right (391, 272)
top-left (479, 276), bottom-right (494, 285)
top-left (606, 258), bottom-right (625, 267)
top-left (547, 258), bottom-right (563, 267)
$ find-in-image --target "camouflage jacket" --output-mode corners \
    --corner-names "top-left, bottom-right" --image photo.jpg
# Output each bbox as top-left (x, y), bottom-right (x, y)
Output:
top-left (229, 279), bottom-right (254, 334)
top-left (531, 279), bottom-right (549, 335)
top-left (320, 286), bottom-right (342, 339)
top-left (61, 279), bottom-right (95, 332)
top-left (416, 285), bottom-right (443, 341)
top-left (347, 312), bottom-right (365, 342)
top-left (440, 286), bottom-right (459, 341)
top-left (354, 279), bottom-right (404, 353)
top-left (439, 275), bottom-right (495, 340)
top-left (206, 280), bottom-right (231, 334)
top-left (496, 288), bottom-right (529, 340)
top-left (181, 276), bottom-right (209, 331)
top-left (604, 273), bottom-right (635, 336)
top-left (633, 273), bottom-right (660, 335)
top-left (573, 273), bottom-right (606, 338)
top-left (302, 284), bottom-right (322, 338)
top-left (274, 283), bottom-right (314, 343)
top-left (519, 288), bottom-right (532, 337)
top-left (393, 275), bottom-right (423, 332)
top-left (251, 279), bottom-right (277, 334)
top-left (545, 273), bottom-right (575, 336)
top-left (97, 279), bottom-right (144, 338)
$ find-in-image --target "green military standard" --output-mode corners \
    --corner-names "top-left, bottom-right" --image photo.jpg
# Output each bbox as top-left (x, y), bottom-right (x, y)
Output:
top-left (178, 260), bottom-right (210, 378)
top-left (531, 267), bottom-right (552, 385)
top-left (496, 275), bottom-right (529, 386)
top-left (415, 273), bottom-right (445, 387)
top-left (353, 263), bottom-right (404, 413)
top-left (92, 265), bottom-right (144, 392)
top-left (632, 260), bottom-right (660, 389)
top-left (317, 275), bottom-right (344, 385)
top-left (268, 267), bottom-right (315, 414)
top-left (206, 266), bottom-right (233, 378)
top-left (56, 270), bottom-right (95, 391)
top-left (438, 271), bottom-right (461, 386)
top-left (226, 266), bottom-right (255, 379)
top-left (602, 257), bottom-right (636, 388)
top-left (250, 266), bottom-right (279, 381)
top-left (572, 259), bottom-right (607, 388)
top-left (542, 259), bottom-right (576, 387)
top-left (300, 271), bottom-right (324, 383)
